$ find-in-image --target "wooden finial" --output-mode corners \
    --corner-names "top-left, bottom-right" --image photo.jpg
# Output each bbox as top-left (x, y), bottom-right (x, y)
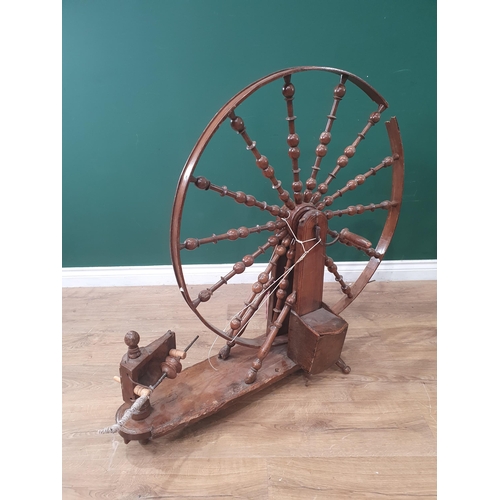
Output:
top-left (124, 330), bottom-right (141, 359)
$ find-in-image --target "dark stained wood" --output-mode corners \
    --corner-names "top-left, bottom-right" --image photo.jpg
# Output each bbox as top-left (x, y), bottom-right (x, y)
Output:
top-left (339, 228), bottom-right (372, 249)
top-left (316, 154), bottom-right (395, 211)
top-left (191, 175), bottom-right (289, 218)
top-left (303, 74), bottom-right (346, 203)
top-left (245, 291), bottom-right (297, 384)
top-left (288, 307), bottom-right (348, 374)
top-left (282, 75), bottom-right (303, 205)
top-left (330, 116), bottom-right (404, 315)
top-left (118, 331), bottom-right (176, 405)
top-left (191, 228), bottom-right (287, 310)
top-left (291, 208), bottom-right (328, 316)
top-left (181, 220), bottom-right (286, 250)
top-left (229, 110), bottom-right (295, 211)
top-left (325, 255), bottom-right (353, 298)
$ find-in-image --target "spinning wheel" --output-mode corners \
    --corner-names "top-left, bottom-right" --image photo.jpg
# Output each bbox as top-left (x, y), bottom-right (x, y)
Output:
top-left (104, 66), bottom-right (404, 443)
top-left (171, 66), bottom-right (403, 382)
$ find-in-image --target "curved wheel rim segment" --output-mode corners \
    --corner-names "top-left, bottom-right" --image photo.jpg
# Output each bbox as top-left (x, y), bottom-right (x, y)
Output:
top-left (170, 66), bottom-right (404, 347)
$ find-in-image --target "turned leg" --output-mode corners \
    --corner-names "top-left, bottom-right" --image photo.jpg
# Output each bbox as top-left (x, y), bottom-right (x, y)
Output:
top-left (335, 357), bottom-right (351, 374)
top-left (245, 292), bottom-right (296, 384)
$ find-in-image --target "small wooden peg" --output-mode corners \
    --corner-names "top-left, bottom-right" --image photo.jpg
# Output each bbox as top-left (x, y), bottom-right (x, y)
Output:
top-left (339, 228), bottom-right (372, 249)
top-left (133, 386), bottom-right (151, 398)
top-left (113, 376), bottom-right (121, 383)
top-left (169, 349), bottom-right (187, 359)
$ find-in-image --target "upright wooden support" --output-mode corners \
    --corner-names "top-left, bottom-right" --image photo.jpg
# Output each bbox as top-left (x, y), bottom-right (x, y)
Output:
top-left (292, 208), bottom-right (328, 315)
top-left (287, 208), bottom-right (348, 373)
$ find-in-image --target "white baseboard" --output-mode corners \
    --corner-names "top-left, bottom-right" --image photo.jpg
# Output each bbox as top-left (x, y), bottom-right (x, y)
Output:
top-left (62, 259), bottom-right (436, 288)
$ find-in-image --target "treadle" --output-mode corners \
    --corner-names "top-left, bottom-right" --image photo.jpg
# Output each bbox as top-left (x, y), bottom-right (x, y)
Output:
top-left (116, 341), bottom-right (299, 442)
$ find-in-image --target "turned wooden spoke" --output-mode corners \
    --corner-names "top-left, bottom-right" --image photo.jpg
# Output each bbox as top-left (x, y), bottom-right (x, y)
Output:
top-left (219, 238), bottom-right (291, 359)
top-left (316, 154), bottom-right (397, 211)
top-left (328, 229), bottom-right (382, 259)
top-left (228, 110), bottom-right (296, 211)
top-left (227, 284), bottom-right (271, 342)
top-left (193, 229), bottom-right (288, 308)
top-left (180, 220), bottom-right (287, 250)
top-left (245, 291), bottom-right (297, 384)
top-left (303, 74), bottom-right (347, 203)
top-left (232, 237), bottom-right (291, 330)
top-left (311, 104), bottom-right (387, 204)
top-left (191, 175), bottom-right (289, 218)
top-left (325, 255), bottom-right (353, 298)
top-left (282, 76), bottom-right (303, 205)
top-left (272, 240), bottom-right (295, 323)
top-left (324, 200), bottom-right (397, 219)
top-left (224, 240), bottom-right (291, 349)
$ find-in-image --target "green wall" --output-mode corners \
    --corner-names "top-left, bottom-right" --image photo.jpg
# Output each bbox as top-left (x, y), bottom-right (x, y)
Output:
top-left (63, 0), bottom-right (436, 267)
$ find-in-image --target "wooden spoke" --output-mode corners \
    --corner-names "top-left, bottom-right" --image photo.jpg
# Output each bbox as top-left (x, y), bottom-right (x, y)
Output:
top-left (232, 236), bottom-right (291, 328)
top-left (311, 103), bottom-right (387, 204)
top-left (225, 284), bottom-right (271, 344)
top-left (272, 240), bottom-right (295, 323)
top-left (324, 200), bottom-right (397, 219)
top-left (219, 238), bottom-right (291, 359)
top-left (245, 291), bottom-right (297, 384)
top-left (325, 255), bottom-right (353, 298)
top-left (192, 229), bottom-right (288, 308)
top-left (316, 154), bottom-right (397, 211)
top-left (180, 220), bottom-right (287, 250)
top-left (228, 110), bottom-right (296, 211)
top-left (282, 76), bottom-right (303, 205)
top-left (191, 175), bottom-right (289, 218)
top-left (303, 74), bottom-right (347, 203)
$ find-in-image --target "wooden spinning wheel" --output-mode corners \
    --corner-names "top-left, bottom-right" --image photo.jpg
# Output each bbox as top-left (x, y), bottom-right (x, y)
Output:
top-left (171, 66), bottom-right (403, 382)
top-left (106, 66), bottom-right (404, 443)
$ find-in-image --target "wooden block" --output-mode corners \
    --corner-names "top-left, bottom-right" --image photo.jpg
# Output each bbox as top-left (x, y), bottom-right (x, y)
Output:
top-left (119, 331), bottom-right (176, 404)
top-left (288, 306), bottom-right (348, 374)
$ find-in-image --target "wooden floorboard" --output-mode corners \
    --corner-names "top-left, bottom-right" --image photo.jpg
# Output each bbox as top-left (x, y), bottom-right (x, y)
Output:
top-left (62, 280), bottom-right (436, 499)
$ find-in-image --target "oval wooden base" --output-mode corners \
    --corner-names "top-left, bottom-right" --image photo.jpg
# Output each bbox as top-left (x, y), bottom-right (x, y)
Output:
top-left (116, 341), bottom-right (300, 443)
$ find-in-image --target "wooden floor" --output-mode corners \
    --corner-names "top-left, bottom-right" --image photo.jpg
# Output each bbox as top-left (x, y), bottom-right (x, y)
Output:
top-left (62, 281), bottom-right (436, 499)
